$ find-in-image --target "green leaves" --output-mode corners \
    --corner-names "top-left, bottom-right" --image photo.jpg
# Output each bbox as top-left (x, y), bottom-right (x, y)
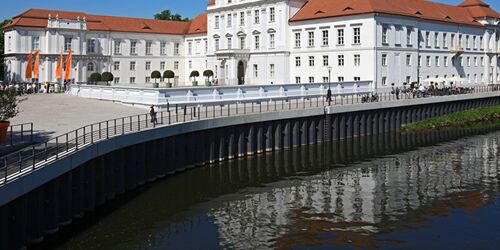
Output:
top-left (0, 88), bottom-right (21, 121)
top-left (154, 10), bottom-right (190, 22)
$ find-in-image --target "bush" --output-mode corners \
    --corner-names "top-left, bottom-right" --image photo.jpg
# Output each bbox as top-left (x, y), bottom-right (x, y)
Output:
top-left (89, 72), bottom-right (102, 84)
top-left (190, 70), bottom-right (200, 83)
top-left (203, 70), bottom-right (214, 78)
top-left (0, 88), bottom-right (21, 121)
top-left (151, 70), bottom-right (161, 84)
top-left (102, 72), bottom-right (114, 85)
top-left (163, 70), bottom-right (175, 86)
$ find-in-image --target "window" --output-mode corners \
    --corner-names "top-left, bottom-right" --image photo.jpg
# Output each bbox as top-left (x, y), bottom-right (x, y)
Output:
top-left (426, 56), bottom-right (431, 67)
top-left (309, 77), bottom-right (315, 83)
top-left (382, 26), bottom-right (389, 44)
top-left (443, 33), bottom-right (448, 48)
top-left (382, 54), bottom-right (388, 66)
top-left (145, 77), bottom-right (151, 83)
top-left (130, 41), bottom-right (137, 55)
top-left (269, 34), bottom-right (275, 48)
top-left (481, 56), bottom-right (484, 66)
top-left (406, 54), bottom-right (411, 66)
top-left (338, 55), bottom-right (344, 66)
top-left (480, 37), bottom-right (484, 49)
top-left (322, 30), bottom-right (329, 46)
top-left (434, 32), bottom-right (439, 48)
top-left (254, 10), bottom-right (260, 24)
top-left (174, 61), bottom-right (179, 70)
top-left (32, 36), bottom-right (40, 51)
top-left (64, 36), bottom-right (72, 52)
top-left (253, 64), bottom-right (258, 77)
top-left (227, 13), bottom-right (232, 27)
top-left (114, 78), bottom-right (120, 84)
top-left (354, 77), bottom-right (361, 81)
top-left (145, 61), bottom-right (151, 71)
top-left (425, 32), bottom-right (430, 47)
top-left (130, 61), bottom-right (136, 71)
top-left (337, 29), bottom-right (344, 45)
top-left (435, 56), bottom-right (439, 67)
top-left (188, 42), bottom-right (193, 55)
top-left (205, 40), bottom-right (208, 53)
top-left (87, 62), bottom-right (95, 71)
top-left (466, 35), bottom-right (470, 49)
top-left (189, 60), bottom-right (192, 69)
top-left (418, 56), bottom-right (422, 67)
top-left (269, 7), bottom-right (275, 22)
top-left (473, 36), bottom-right (477, 49)
top-left (160, 61), bottom-right (166, 70)
top-left (338, 77), bottom-right (344, 82)
top-left (174, 43), bottom-right (180, 55)
top-left (113, 61), bottom-right (120, 71)
top-left (215, 39), bottom-right (220, 51)
top-left (353, 27), bottom-right (361, 44)
top-left (227, 37), bottom-right (232, 49)
top-left (146, 41), bottom-right (152, 55)
top-left (459, 35), bottom-right (463, 47)
top-left (395, 26), bottom-right (402, 45)
top-left (215, 16), bottom-right (220, 29)
top-left (240, 12), bottom-right (245, 26)
top-left (295, 56), bottom-right (301, 67)
top-left (254, 35), bottom-right (260, 49)
top-left (160, 42), bottom-right (167, 55)
top-left (240, 36), bottom-right (245, 49)
top-left (114, 40), bottom-right (121, 54)
top-left (270, 64), bottom-right (275, 78)
top-left (309, 56), bottom-right (315, 67)
top-left (467, 57), bottom-right (471, 66)
top-left (382, 76), bottom-right (387, 86)
top-left (308, 31), bottom-right (314, 47)
top-left (474, 57), bottom-right (478, 66)
top-left (354, 54), bottom-right (360, 66)
top-left (130, 77), bottom-right (135, 84)
top-left (451, 34), bottom-right (455, 47)
top-left (323, 55), bottom-right (329, 66)
top-left (295, 33), bottom-right (301, 48)
top-left (295, 77), bottom-right (301, 84)
top-left (406, 27), bottom-right (412, 45)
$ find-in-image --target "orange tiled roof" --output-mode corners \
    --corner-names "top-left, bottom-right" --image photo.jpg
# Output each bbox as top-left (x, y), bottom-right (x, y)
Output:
top-left (4, 9), bottom-right (206, 35)
top-left (208, 0), bottom-right (216, 6)
top-left (290, 0), bottom-right (500, 26)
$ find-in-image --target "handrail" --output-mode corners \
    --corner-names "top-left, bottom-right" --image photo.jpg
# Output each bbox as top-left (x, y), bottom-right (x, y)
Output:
top-left (0, 85), bottom-right (499, 186)
top-left (1, 123), bottom-right (34, 147)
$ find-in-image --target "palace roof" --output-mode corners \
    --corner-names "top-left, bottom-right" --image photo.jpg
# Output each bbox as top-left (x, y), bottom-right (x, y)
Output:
top-left (290, 0), bottom-right (500, 26)
top-left (4, 9), bottom-right (207, 35)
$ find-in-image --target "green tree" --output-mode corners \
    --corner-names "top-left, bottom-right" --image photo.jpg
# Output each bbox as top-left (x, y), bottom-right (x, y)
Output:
top-left (0, 19), bottom-right (12, 82)
top-left (89, 72), bottom-right (102, 84)
top-left (151, 70), bottom-right (161, 84)
top-left (154, 10), bottom-right (190, 22)
top-left (101, 72), bottom-right (114, 85)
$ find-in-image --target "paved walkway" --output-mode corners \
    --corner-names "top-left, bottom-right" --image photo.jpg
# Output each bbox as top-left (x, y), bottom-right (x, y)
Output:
top-left (9, 94), bottom-right (145, 141)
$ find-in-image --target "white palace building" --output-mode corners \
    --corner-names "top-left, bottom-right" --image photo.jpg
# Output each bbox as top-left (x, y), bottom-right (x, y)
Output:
top-left (3, 0), bottom-right (500, 87)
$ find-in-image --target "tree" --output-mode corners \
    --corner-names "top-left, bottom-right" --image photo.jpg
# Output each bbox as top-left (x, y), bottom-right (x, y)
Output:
top-left (0, 88), bottom-right (20, 121)
top-left (154, 10), bottom-right (190, 22)
top-left (0, 19), bottom-right (11, 82)
top-left (203, 70), bottom-right (214, 80)
top-left (151, 70), bottom-right (161, 83)
top-left (190, 71), bottom-right (200, 82)
top-left (163, 70), bottom-right (175, 83)
top-left (89, 72), bottom-right (102, 84)
top-left (102, 72), bottom-right (114, 85)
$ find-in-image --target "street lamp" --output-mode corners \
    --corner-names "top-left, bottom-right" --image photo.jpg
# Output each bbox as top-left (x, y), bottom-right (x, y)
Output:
top-left (327, 66), bottom-right (333, 90)
top-left (327, 66), bottom-right (333, 106)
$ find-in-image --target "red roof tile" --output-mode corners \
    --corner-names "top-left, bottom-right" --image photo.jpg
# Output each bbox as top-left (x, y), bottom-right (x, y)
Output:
top-left (290, 0), bottom-right (500, 26)
top-left (186, 14), bottom-right (208, 35)
top-left (208, 0), bottom-right (216, 6)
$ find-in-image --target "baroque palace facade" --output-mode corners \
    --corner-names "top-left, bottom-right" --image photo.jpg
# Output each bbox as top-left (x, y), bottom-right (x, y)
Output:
top-left (3, 0), bottom-right (500, 87)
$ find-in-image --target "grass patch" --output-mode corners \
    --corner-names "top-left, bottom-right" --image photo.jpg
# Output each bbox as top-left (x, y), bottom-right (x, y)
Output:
top-left (403, 105), bottom-right (500, 132)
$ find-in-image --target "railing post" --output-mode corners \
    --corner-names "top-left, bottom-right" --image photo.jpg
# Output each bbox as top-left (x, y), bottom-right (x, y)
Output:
top-left (198, 107), bottom-right (201, 120)
top-left (106, 121), bottom-right (109, 139)
top-left (161, 111), bottom-right (164, 124)
top-left (168, 111), bottom-right (171, 124)
top-left (44, 142), bottom-right (48, 161)
top-left (99, 123), bottom-right (102, 139)
top-left (130, 116), bottom-right (133, 132)
top-left (66, 133), bottom-right (69, 152)
top-left (56, 137), bottom-right (59, 159)
top-left (228, 103), bottom-right (231, 116)
top-left (32, 146), bottom-right (36, 169)
top-left (9, 126), bottom-right (13, 146)
top-left (30, 123), bottom-right (33, 142)
top-left (18, 151), bottom-right (22, 173)
top-left (4, 158), bottom-right (8, 182)
top-left (75, 130), bottom-right (79, 150)
top-left (122, 118), bottom-right (125, 135)
top-left (138, 115), bottom-right (141, 131)
top-left (20, 124), bottom-right (24, 142)
top-left (183, 106), bottom-right (187, 122)
top-left (91, 125), bottom-right (94, 144)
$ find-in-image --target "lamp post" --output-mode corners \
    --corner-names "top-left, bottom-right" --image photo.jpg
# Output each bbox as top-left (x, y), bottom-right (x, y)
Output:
top-left (327, 66), bottom-right (333, 106)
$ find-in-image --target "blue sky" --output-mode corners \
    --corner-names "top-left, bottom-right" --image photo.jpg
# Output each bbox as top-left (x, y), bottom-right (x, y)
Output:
top-left (1, 0), bottom-right (499, 21)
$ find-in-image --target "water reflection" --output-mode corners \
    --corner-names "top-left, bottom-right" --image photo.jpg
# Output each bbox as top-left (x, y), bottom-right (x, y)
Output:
top-left (36, 127), bottom-right (500, 250)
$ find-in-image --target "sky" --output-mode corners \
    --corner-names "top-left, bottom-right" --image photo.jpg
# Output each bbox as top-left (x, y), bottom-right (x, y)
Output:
top-left (1, 0), bottom-right (500, 21)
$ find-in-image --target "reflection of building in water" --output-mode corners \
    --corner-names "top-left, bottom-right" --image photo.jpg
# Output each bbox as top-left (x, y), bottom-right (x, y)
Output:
top-left (208, 135), bottom-right (500, 249)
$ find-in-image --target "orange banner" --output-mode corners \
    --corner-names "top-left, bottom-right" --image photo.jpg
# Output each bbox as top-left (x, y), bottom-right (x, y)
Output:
top-left (64, 48), bottom-right (72, 81)
top-left (55, 52), bottom-right (63, 79)
top-left (33, 50), bottom-right (40, 79)
top-left (25, 52), bottom-right (33, 79)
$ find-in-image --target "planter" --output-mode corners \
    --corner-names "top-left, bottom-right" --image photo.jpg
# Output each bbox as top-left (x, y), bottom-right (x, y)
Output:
top-left (153, 83), bottom-right (159, 88)
top-left (192, 81), bottom-right (198, 87)
top-left (166, 82), bottom-right (173, 88)
top-left (0, 121), bottom-right (10, 144)
top-left (205, 80), bottom-right (212, 87)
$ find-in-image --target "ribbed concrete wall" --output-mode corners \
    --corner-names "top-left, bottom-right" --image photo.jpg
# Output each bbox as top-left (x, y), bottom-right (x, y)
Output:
top-left (1, 94), bottom-right (500, 249)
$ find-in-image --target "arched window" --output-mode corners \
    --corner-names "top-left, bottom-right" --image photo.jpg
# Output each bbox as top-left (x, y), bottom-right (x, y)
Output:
top-left (87, 62), bottom-right (95, 71)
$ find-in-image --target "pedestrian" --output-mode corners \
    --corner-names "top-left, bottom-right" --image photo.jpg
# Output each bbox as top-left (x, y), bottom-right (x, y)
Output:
top-left (326, 88), bottom-right (332, 104)
top-left (150, 106), bottom-right (158, 125)
top-left (395, 86), bottom-right (400, 100)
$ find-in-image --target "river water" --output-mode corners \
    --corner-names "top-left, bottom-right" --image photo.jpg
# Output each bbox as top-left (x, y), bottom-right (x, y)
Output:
top-left (35, 127), bottom-right (500, 250)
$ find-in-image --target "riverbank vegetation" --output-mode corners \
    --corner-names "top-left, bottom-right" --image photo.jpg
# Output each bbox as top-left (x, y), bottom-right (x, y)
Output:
top-left (403, 105), bottom-right (500, 132)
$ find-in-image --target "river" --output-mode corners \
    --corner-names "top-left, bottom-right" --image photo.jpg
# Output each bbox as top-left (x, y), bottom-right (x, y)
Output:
top-left (33, 127), bottom-right (500, 249)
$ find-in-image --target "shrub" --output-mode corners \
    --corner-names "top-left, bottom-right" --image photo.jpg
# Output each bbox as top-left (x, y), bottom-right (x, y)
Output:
top-left (0, 88), bottom-right (21, 121)
top-left (89, 72), bottom-right (102, 84)
top-left (102, 72), bottom-right (114, 85)
top-left (190, 71), bottom-right (200, 82)
top-left (151, 71), bottom-right (161, 84)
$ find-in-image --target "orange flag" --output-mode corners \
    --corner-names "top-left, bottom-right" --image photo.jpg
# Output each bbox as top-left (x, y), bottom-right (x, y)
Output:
top-left (55, 52), bottom-right (63, 79)
top-left (33, 50), bottom-right (40, 79)
top-left (25, 52), bottom-right (33, 79)
top-left (64, 48), bottom-right (72, 81)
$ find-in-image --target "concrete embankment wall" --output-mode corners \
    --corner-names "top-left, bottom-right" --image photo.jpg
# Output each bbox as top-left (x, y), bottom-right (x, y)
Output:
top-left (1, 92), bottom-right (500, 249)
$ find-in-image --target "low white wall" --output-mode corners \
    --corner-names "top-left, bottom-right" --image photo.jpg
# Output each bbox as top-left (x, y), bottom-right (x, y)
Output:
top-left (69, 81), bottom-right (374, 108)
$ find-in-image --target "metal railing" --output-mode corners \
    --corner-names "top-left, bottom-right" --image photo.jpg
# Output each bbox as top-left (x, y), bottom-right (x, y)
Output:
top-left (1, 123), bottom-right (34, 147)
top-left (1, 84), bottom-right (499, 185)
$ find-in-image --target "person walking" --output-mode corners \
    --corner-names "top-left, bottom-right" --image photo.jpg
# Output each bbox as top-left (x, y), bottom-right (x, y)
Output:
top-left (326, 88), bottom-right (332, 105)
top-left (150, 106), bottom-right (158, 125)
